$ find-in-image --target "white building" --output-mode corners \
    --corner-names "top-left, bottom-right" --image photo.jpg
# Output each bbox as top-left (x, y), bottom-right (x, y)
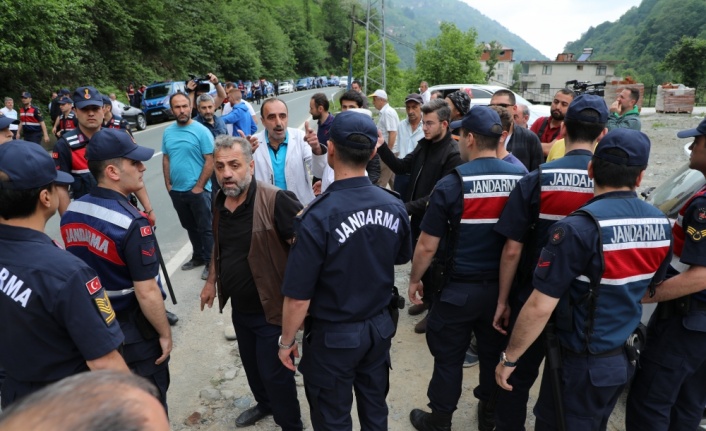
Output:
top-left (480, 46), bottom-right (515, 88)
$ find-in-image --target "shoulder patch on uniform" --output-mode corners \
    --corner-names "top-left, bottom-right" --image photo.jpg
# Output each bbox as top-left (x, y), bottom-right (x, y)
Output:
top-left (140, 226), bottom-right (153, 237)
top-left (550, 227), bottom-right (565, 244)
top-left (94, 290), bottom-right (117, 326)
top-left (686, 226), bottom-right (706, 242)
top-left (695, 208), bottom-right (706, 223)
top-left (86, 276), bottom-right (102, 295)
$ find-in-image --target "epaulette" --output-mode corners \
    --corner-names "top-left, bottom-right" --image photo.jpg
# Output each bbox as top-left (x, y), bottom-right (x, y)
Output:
top-left (296, 192), bottom-right (331, 220)
top-left (118, 198), bottom-right (143, 219)
top-left (379, 186), bottom-right (401, 199)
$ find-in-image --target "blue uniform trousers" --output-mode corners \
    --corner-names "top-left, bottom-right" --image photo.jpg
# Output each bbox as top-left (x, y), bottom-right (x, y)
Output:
top-left (299, 310), bottom-right (394, 431)
top-left (626, 309), bottom-right (706, 431)
top-left (168, 190), bottom-right (213, 263)
top-left (22, 130), bottom-right (43, 145)
top-left (118, 310), bottom-right (170, 413)
top-left (231, 310), bottom-right (302, 431)
top-left (495, 296), bottom-right (547, 431)
top-left (425, 280), bottom-right (505, 414)
top-left (534, 352), bottom-right (632, 431)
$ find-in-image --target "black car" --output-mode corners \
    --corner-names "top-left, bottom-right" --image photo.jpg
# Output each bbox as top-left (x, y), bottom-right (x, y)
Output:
top-left (114, 101), bottom-right (147, 131)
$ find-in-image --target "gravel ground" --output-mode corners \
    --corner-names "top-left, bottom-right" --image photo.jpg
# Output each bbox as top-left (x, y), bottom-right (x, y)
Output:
top-left (167, 110), bottom-right (706, 431)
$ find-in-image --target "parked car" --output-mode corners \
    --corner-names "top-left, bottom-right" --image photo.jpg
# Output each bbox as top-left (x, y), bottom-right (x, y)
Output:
top-left (296, 78), bottom-right (311, 91)
top-left (141, 81), bottom-right (186, 124)
top-left (327, 76), bottom-right (340, 87)
top-left (339, 76), bottom-right (349, 88)
top-left (279, 80), bottom-right (294, 94)
top-left (114, 101), bottom-right (147, 130)
top-left (426, 84), bottom-right (550, 128)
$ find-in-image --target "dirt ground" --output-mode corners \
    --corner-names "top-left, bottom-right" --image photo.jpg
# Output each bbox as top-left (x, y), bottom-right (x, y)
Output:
top-left (165, 110), bottom-right (705, 431)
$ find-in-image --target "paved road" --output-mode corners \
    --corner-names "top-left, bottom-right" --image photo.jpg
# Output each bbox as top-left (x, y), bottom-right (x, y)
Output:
top-left (45, 87), bottom-right (341, 262)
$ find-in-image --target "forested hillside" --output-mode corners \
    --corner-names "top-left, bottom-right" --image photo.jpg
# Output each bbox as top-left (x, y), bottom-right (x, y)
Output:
top-left (1, 0), bottom-right (357, 100)
top-left (564, 0), bottom-right (706, 86)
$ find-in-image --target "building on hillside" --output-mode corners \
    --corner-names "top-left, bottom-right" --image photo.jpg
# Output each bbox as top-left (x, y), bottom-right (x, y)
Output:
top-left (480, 46), bottom-right (515, 88)
top-left (519, 48), bottom-right (623, 103)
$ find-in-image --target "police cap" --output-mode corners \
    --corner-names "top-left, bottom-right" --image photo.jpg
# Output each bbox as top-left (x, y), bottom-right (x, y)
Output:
top-left (58, 96), bottom-right (73, 105)
top-left (450, 105), bottom-right (503, 138)
top-left (565, 94), bottom-right (609, 124)
top-left (0, 140), bottom-right (74, 190)
top-left (677, 117), bottom-right (706, 139)
top-left (594, 128), bottom-right (650, 166)
top-left (86, 128), bottom-right (154, 162)
top-left (73, 86), bottom-right (103, 109)
top-left (330, 110), bottom-right (379, 150)
top-left (0, 116), bottom-right (18, 130)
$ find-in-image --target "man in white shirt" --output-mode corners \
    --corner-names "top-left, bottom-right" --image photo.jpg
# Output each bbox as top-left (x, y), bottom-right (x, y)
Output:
top-left (0, 97), bottom-right (18, 139)
top-left (370, 89), bottom-right (399, 189)
top-left (420, 81), bottom-right (431, 104)
top-left (252, 99), bottom-right (327, 205)
top-left (394, 93), bottom-right (424, 198)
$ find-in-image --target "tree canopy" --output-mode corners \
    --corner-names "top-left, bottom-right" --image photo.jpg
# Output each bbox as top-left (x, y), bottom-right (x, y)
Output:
top-left (0, 0), bottom-right (358, 101)
top-left (662, 37), bottom-right (706, 88)
top-left (413, 22), bottom-right (485, 86)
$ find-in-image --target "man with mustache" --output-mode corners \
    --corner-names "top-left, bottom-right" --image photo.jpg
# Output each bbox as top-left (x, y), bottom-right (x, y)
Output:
top-left (251, 98), bottom-right (327, 205)
top-left (530, 89), bottom-right (575, 157)
top-left (162, 92), bottom-right (215, 281)
top-left (200, 135), bottom-right (304, 430)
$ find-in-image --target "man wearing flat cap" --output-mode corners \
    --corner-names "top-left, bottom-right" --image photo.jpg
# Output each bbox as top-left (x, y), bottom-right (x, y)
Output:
top-left (408, 106), bottom-right (526, 431)
top-left (0, 140), bottom-right (128, 408)
top-left (497, 128), bottom-right (672, 431)
top-left (60, 128), bottom-right (172, 412)
top-left (626, 118), bottom-right (706, 431)
top-left (278, 110), bottom-right (412, 430)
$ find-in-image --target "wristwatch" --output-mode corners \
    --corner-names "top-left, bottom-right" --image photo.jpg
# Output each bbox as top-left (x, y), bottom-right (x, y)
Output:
top-left (500, 351), bottom-right (517, 367)
top-left (278, 335), bottom-right (296, 350)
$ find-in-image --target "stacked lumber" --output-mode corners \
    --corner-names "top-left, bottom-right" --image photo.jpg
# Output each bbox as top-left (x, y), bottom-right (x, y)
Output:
top-left (655, 83), bottom-right (694, 114)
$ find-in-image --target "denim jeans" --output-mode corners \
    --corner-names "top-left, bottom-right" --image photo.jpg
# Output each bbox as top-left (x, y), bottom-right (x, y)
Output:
top-left (169, 189), bottom-right (213, 263)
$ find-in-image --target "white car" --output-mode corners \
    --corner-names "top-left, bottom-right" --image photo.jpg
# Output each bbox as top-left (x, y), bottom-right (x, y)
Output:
top-left (339, 76), bottom-right (349, 88)
top-left (427, 84), bottom-right (550, 128)
top-left (279, 80), bottom-right (294, 94)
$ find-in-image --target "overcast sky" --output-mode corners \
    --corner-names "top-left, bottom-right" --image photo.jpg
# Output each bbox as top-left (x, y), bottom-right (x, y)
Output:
top-left (464, 0), bottom-right (643, 58)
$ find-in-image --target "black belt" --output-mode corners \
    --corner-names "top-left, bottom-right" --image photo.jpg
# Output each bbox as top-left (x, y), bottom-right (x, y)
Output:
top-left (561, 346), bottom-right (623, 359)
top-left (689, 297), bottom-right (706, 311)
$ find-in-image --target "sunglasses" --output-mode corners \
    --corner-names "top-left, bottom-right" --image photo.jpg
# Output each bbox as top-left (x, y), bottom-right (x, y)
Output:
top-left (489, 103), bottom-right (512, 108)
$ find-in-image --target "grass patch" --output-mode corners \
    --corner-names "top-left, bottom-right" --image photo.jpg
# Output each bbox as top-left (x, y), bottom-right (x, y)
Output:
top-left (652, 122), bottom-right (666, 128)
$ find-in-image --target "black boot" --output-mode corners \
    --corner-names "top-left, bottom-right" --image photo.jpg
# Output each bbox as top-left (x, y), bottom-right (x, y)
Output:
top-left (477, 399), bottom-right (496, 431)
top-left (409, 408), bottom-right (452, 431)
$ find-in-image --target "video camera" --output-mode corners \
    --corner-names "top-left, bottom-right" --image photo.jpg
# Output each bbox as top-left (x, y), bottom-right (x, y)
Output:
top-left (187, 74), bottom-right (212, 94)
top-left (566, 80), bottom-right (606, 97)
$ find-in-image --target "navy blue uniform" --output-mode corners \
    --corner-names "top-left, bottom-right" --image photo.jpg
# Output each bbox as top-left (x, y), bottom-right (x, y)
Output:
top-left (493, 150), bottom-right (593, 430)
top-left (52, 129), bottom-right (96, 200)
top-left (531, 191), bottom-right (671, 431)
top-left (421, 158), bottom-right (525, 414)
top-left (60, 187), bottom-right (170, 410)
top-left (626, 187), bottom-right (706, 431)
top-left (282, 176), bottom-right (412, 430)
top-left (103, 116), bottom-right (133, 137)
top-left (0, 224), bottom-right (124, 408)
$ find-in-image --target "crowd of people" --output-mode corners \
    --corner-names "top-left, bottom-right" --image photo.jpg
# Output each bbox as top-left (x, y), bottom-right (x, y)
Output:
top-left (0, 77), bottom-right (705, 431)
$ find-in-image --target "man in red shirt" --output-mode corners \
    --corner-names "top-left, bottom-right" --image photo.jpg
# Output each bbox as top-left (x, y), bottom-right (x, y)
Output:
top-left (530, 89), bottom-right (575, 157)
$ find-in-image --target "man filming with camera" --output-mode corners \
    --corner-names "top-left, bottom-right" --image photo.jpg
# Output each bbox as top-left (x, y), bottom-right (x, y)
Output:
top-left (186, 73), bottom-right (226, 119)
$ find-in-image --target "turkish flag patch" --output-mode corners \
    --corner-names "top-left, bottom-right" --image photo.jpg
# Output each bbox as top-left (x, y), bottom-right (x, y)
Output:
top-left (86, 276), bottom-right (102, 295)
top-left (140, 226), bottom-right (153, 237)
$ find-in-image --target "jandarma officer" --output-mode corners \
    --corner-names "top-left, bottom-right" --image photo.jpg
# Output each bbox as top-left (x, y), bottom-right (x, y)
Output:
top-left (60, 128), bottom-right (172, 411)
top-left (278, 110), bottom-right (413, 430)
top-left (496, 128), bottom-right (673, 431)
top-left (0, 140), bottom-right (128, 408)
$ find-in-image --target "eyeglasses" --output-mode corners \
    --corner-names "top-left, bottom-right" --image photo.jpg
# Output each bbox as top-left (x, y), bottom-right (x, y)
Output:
top-left (423, 121), bottom-right (439, 128)
top-left (489, 103), bottom-right (512, 108)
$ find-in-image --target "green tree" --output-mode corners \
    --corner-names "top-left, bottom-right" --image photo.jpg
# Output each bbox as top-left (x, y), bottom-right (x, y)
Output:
top-left (483, 40), bottom-right (503, 83)
top-left (661, 37), bottom-right (706, 88)
top-left (414, 22), bottom-right (484, 85)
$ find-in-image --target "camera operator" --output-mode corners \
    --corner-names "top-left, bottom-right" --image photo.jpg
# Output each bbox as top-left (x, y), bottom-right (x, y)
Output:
top-left (185, 73), bottom-right (226, 119)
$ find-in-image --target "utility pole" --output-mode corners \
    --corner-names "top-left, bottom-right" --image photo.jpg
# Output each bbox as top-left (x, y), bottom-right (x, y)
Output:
top-left (347, 5), bottom-right (356, 91)
top-left (364, 0), bottom-right (386, 94)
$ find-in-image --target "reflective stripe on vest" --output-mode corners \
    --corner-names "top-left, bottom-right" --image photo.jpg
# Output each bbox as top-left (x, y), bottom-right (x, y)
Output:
top-left (561, 199), bottom-right (671, 353)
top-left (539, 168), bottom-right (593, 221)
top-left (66, 201), bottom-right (133, 229)
top-left (19, 106), bottom-right (41, 127)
